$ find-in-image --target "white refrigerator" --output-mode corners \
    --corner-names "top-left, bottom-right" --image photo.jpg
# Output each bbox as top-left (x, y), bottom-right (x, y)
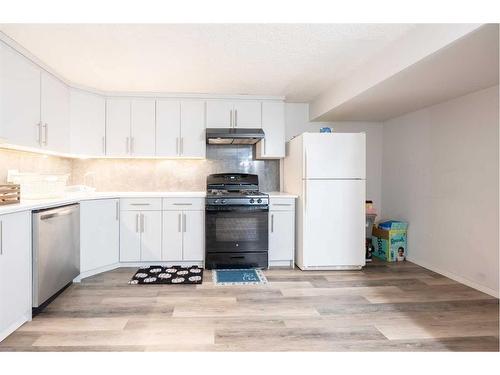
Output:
top-left (284, 132), bottom-right (366, 270)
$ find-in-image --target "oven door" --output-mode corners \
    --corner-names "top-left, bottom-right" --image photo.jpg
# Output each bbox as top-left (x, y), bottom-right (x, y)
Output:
top-left (206, 206), bottom-right (269, 253)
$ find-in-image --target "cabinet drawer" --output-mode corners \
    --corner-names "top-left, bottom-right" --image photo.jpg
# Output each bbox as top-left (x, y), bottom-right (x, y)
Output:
top-left (120, 198), bottom-right (162, 211)
top-left (269, 198), bottom-right (295, 211)
top-left (163, 197), bottom-right (204, 210)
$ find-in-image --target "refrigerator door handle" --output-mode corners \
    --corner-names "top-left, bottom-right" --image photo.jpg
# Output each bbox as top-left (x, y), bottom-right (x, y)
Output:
top-left (304, 150), bottom-right (307, 179)
top-left (304, 180), bottom-right (307, 212)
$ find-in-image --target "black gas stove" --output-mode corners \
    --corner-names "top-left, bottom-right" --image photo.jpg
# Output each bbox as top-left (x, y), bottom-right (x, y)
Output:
top-left (205, 173), bottom-right (269, 269)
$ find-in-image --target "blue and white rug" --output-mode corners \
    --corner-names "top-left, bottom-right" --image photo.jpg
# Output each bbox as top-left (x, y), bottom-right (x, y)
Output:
top-left (213, 269), bottom-right (268, 285)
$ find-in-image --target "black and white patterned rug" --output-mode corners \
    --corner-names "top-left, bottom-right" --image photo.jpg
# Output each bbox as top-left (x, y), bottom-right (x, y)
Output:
top-left (128, 265), bottom-right (203, 285)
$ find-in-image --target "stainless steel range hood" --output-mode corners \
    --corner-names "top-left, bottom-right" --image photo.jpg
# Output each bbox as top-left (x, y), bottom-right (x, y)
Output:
top-left (206, 128), bottom-right (265, 145)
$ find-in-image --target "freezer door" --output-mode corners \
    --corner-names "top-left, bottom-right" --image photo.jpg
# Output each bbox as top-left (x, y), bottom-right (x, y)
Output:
top-left (303, 179), bottom-right (365, 267)
top-left (303, 133), bottom-right (365, 179)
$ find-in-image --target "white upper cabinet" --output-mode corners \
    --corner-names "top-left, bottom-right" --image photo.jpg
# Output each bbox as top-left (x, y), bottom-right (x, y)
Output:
top-left (70, 89), bottom-right (105, 156)
top-left (131, 99), bottom-right (156, 157)
top-left (233, 100), bottom-right (261, 128)
top-left (106, 98), bottom-right (131, 156)
top-left (206, 100), bottom-right (261, 129)
top-left (206, 100), bottom-right (234, 128)
top-left (156, 100), bottom-right (180, 157)
top-left (180, 100), bottom-right (205, 158)
top-left (0, 42), bottom-right (41, 148)
top-left (40, 72), bottom-right (70, 153)
top-left (156, 99), bottom-right (205, 158)
top-left (256, 101), bottom-right (285, 159)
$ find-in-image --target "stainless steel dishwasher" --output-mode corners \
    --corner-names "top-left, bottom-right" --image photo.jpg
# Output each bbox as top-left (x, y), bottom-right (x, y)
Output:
top-left (32, 204), bottom-right (80, 308)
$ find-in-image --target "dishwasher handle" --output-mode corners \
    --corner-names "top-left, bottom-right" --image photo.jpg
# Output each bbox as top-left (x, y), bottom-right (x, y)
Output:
top-left (40, 209), bottom-right (76, 220)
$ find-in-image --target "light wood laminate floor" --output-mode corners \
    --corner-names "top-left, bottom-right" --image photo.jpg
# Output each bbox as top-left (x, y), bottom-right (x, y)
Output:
top-left (1, 260), bottom-right (498, 351)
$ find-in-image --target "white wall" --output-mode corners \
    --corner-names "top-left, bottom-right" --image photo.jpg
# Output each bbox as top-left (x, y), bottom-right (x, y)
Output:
top-left (382, 85), bottom-right (499, 297)
top-left (285, 103), bottom-right (384, 214)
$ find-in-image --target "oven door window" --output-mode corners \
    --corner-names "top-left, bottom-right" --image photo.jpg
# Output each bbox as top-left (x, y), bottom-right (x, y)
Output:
top-left (206, 209), bottom-right (268, 253)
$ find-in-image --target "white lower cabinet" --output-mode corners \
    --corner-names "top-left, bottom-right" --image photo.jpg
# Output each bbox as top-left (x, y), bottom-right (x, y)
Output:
top-left (268, 198), bottom-right (295, 267)
top-left (181, 210), bottom-right (204, 261)
top-left (162, 211), bottom-right (183, 261)
top-left (162, 208), bottom-right (204, 262)
top-left (80, 199), bottom-right (120, 273)
top-left (140, 211), bottom-right (162, 261)
top-left (0, 211), bottom-right (31, 342)
top-left (120, 210), bottom-right (162, 262)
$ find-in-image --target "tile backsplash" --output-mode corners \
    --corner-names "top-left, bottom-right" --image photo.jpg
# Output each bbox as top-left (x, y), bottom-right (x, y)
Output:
top-left (0, 148), bottom-right (73, 183)
top-left (0, 145), bottom-right (280, 192)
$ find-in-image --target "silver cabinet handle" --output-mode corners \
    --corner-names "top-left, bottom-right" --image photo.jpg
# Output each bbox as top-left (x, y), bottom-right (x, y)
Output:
top-left (115, 201), bottom-right (119, 221)
top-left (126, 137), bottom-right (130, 154)
top-left (42, 123), bottom-right (48, 146)
top-left (130, 137), bottom-right (135, 154)
top-left (229, 109), bottom-right (233, 128)
top-left (273, 203), bottom-right (292, 206)
top-left (0, 220), bottom-right (3, 255)
top-left (102, 136), bottom-right (106, 154)
top-left (178, 213), bottom-right (181, 232)
top-left (36, 122), bottom-right (42, 146)
top-left (180, 137), bottom-right (183, 155)
top-left (173, 203), bottom-right (192, 206)
top-left (135, 213), bottom-right (139, 233)
top-left (141, 213), bottom-right (145, 233)
top-left (176, 137), bottom-right (179, 155)
top-left (130, 203), bottom-right (150, 206)
top-left (183, 213), bottom-right (186, 233)
top-left (235, 109), bottom-right (238, 127)
top-left (271, 214), bottom-right (274, 233)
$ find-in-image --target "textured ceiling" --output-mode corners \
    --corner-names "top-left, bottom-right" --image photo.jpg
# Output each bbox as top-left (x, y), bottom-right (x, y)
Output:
top-left (0, 24), bottom-right (415, 101)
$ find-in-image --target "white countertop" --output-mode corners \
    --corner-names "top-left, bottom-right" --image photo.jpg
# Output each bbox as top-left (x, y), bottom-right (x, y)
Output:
top-left (0, 191), bottom-right (297, 215)
top-left (266, 192), bottom-right (298, 198)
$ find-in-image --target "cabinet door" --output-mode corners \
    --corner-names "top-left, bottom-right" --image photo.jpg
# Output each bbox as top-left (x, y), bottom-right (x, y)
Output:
top-left (156, 100), bottom-right (180, 157)
top-left (233, 101), bottom-right (261, 128)
top-left (256, 101), bottom-right (285, 159)
top-left (182, 210), bottom-right (204, 261)
top-left (131, 99), bottom-right (156, 156)
top-left (106, 98), bottom-right (131, 156)
top-left (0, 211), bottom-right (31, 341)
top-left (80, 199), bottom-right (120, 273)
top-left (162, 211), bottom-right (183, 261)
top-left (140, 211), bottom-right (162, 261)
top-left (180, 100), bottom-right (205, 158)
top-left (206, 100), bottom-right (233, 128)
top-left (269, 210), bottom-right (295, 261)
top-left (0, 43), bottom-right (41, 148)
top-left (41, 72), bottom-right (70, 153)
top-left (70, 89), bottom-right (105, 156)
top-left (119, 211), bottom-right (141, 262)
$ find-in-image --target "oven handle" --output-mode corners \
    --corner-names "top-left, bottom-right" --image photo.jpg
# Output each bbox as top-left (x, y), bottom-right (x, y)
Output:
top-left (205, 207), bottom-right (269, 213)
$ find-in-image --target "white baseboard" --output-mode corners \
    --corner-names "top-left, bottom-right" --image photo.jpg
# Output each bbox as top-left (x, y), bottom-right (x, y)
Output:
top-left (269, 260), bottom-right (294, 268)
top-left (297, 265), bottom-right (363, 271)
top-left (407, 256), bottom-right (499, 298)
top-left (73, 263), bottom-right (121, 282)
top-left (118, 261), bottom-right (204, 268)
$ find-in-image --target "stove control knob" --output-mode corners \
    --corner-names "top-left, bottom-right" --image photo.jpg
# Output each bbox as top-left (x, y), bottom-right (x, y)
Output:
top-left (214, 199), bottom-right (219, 204)
top-left (257, 198), bottom-right (262, 204)
top-left (221, 199), bottom-right (226, 204)
top-left (249, 198), bottom-right (255, 204)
